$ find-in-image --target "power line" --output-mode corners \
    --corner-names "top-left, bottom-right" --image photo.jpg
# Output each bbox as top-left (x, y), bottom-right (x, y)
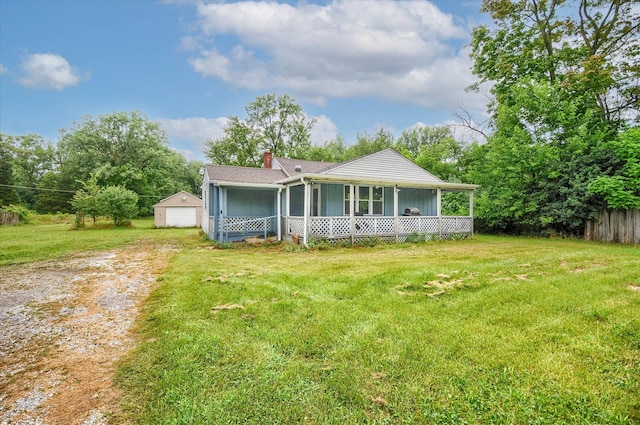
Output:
top-left (0, 184), bottom-right (165, 198)
top-left (0, 184), bottom-right (75, 193)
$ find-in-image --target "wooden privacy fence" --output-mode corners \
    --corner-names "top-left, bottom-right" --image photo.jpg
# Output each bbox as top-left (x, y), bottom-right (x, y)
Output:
top-left (584, 209), bottom-right (640, 244)
top-left (0, 211), bottom-right (19, 225)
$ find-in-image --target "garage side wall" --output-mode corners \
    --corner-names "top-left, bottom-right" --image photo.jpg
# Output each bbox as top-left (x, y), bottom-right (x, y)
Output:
top-left (154, 206), bottom-right (168, 227)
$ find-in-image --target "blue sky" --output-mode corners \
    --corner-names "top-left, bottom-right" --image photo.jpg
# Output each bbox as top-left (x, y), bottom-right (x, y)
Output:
top-left (0, 0), bottom-right (490, 161)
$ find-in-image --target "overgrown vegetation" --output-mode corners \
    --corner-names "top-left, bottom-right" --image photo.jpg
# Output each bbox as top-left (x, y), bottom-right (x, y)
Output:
top-left (588, 128), bottom-right (640, 210)
top-left (0, 204), bottom-right (33, 224)
top-left (114, 235), bottom-right (640, 424)
top-left (0, 113), bottom-right (203, 216)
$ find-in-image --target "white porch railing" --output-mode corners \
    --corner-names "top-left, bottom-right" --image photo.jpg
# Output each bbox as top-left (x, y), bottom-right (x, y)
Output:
top-left (213, 216), bottom-right (277, 241)
top-left (284, 215), bottom-right (472, 241)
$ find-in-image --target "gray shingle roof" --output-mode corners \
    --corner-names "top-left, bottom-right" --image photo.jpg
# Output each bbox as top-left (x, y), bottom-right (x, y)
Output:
top-left (274, 157), bottom-right (338, 176)
top-left (205, 164), bottom-right (286, 184)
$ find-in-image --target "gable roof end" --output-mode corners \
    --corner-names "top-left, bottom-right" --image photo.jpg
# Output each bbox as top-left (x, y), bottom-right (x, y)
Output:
top-left (323, 148), bottom-right (443, 183)
top-left (154, 190), bottom-right (201, 207)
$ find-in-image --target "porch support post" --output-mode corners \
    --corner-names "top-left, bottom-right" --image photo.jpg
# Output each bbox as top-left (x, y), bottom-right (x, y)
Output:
top-left (350, 183), bottom-right (355, 246)
top-left (285, 186), bottom-right (290, 241)
top-left (277, 188), bottom-right (282, 241)
top-left (303, 180), bottom-right (310, 246)
top-left (394, 185), bottom-right (399, 242)
top-left (437, 188), bottom-right (442, 238)
top-left (218, 187), bottom-right (225, 242)
top-left (214, 183), bottom-right (220, 239)
top-left (286, 186), bottom-right (290, 216)
top-left (469, 190), bottom-right (474, 237)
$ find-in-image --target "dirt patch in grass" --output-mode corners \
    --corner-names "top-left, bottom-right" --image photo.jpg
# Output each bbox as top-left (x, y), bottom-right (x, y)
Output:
top-left (0, 243), bottom-right (173, 424)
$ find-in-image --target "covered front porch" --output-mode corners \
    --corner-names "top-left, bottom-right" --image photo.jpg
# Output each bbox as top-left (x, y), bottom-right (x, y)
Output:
top-left (282, 180), bottom-right (475, 245)
top-left (207, 183), bottom-right (282, 242)
top-left (207, 178), bottom-right (476, 245)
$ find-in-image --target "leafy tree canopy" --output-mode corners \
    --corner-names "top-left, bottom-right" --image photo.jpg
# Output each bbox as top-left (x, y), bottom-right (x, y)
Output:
top-left (0, 134), bottom-right (19, 206)
top-left (467, 0), bottom-right (638, 235)
top-left (205, 94), bottom-right (316, 166)
top-left (396, 126), bottom-right (466, 182)
top-left (95, 185), bottom-right (139, 226)
top-left (58, 111), bottom-right (196, 215)
top-left (588, 127), bottom-right (640, 209)
top-left (70, 173), bottom-right (102, 223)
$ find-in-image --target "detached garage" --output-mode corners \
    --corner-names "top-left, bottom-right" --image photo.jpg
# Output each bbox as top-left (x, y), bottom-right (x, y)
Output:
top-left (154, 191), bottom-right (202, 228)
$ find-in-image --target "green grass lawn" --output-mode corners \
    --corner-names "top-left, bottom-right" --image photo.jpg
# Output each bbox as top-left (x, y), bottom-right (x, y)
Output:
top-left (111, 235), bottom-right (640, 424)
top-left (0, 217), bottom-right (199, 266)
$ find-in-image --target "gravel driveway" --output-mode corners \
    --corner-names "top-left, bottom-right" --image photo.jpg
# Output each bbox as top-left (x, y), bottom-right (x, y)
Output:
top-left (0, 244), bottom-right (172, 425)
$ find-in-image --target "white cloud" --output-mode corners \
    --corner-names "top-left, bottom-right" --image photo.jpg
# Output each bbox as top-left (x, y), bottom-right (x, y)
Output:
top-left (159, 116), bottom-right (229, 159)
top-left (179, 35), bottom-right (200, 52)
top-left (17, 53), bottom-right (85, 90)
top-left (310, 115), bottom-right (339, 146)
top-left (185, 0), bottom-right (483, 113)
top-left (0, 63), bottom-right (7, 75)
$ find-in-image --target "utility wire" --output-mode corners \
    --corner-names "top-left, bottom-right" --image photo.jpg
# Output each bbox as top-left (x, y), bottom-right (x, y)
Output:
top-left (0, 184), bottom-right (165, 198)
top-left (0, 184), bottom-right (75, 193)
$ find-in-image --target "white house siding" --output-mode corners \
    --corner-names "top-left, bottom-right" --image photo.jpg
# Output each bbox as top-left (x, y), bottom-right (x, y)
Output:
top-left (325, 149), bottom-right (442, 183)
top-left (202, 173), bottom-right (210, 234)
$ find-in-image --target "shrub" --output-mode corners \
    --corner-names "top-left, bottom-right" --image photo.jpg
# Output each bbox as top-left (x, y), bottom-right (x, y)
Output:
top-left (95, 186), bottom-right (139, 226)
top-left (2, 204), bottom-right (34, 224)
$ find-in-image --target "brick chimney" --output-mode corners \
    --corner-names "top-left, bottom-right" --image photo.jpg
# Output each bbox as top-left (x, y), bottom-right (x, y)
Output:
top-left (263, 151), bottom-right (273, 169)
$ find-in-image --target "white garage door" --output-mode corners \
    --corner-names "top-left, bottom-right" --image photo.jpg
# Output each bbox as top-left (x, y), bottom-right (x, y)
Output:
top-left (166, 207), bottom-right (197, 227)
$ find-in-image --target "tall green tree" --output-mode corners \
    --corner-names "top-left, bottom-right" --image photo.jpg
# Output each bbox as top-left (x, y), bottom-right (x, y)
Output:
top-left (33, 171), bottom-right (74, 214)
top-left (589, 127), bottom-right (640, 209)
top-left (183, 160), bottom-right (205, 197)
top-left (472, 0), bottom-right (639, 125)
top-left (70, 173), bottom-right (102, 223)
top-left (0, 134), bottom-right (20, 206)
top-left (396, 126), bottom-right (466, 181)
top-left (11, 134), bottom-right (55, 209)
top-left (205, 94), bottom-right (316, 166)
top-left (468, 0), bottom-right (638, 235)
top-left (347, 128), bottom-right (394, 159)
top-left (205, 117), bottom-right (261, 166)
top-left (58, 111), bottom-right (194, 215)
top-left (309, 135), bottom-right (349, 163)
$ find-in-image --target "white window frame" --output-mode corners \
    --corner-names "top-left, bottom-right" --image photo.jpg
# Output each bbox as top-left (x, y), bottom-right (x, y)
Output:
top-left (344, 185), bottom-right (384, 215)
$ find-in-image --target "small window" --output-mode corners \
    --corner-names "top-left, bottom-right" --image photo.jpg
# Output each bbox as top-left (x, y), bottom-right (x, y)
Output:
top-left (358, 186), bottom-right (369, 213)
top-left (344, 185), bottom-right (351, 215)
top-left (372, 187), bottom-right (383, 215)
top-left (344, 185), bottom-right (384, 215)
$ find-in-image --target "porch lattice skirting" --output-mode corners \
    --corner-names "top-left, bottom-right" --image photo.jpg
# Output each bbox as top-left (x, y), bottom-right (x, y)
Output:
top-left (216, 216), bottom-right (276, 241)
top-left (285, 216), bottom-right (472, 243)
top-left (210, 215), bottom-right (472, 243)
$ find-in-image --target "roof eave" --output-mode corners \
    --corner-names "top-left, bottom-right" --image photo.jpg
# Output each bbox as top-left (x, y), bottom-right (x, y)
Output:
top-left (211, 180), bottom-right (285, 189)
top-left (276, 173), bottom-right (478, 190)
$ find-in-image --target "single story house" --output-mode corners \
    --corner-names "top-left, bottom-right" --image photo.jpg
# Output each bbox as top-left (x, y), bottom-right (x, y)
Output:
top-left (154, 191), bottom-right (202, 228)
top-left (202, 148), bottom-right (478, 245)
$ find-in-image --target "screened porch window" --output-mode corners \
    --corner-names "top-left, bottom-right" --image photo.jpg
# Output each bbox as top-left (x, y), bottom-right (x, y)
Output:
top-left (344, 185), bottom-right (383, 215)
